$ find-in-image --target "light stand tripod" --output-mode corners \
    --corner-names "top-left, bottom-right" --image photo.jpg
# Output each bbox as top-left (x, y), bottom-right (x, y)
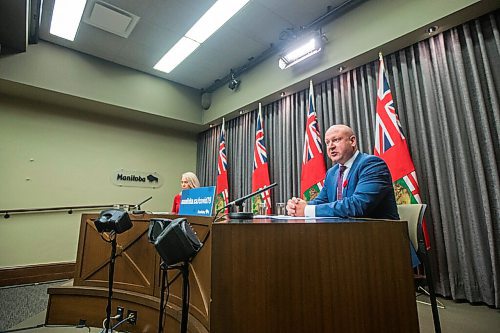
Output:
top-left (150, 218), bottom-right (202, 333)
top-left (104, 235), bottom-right (117, 333)
top-left (93, 209), bottom-right (132, 333)
top-left (158, 263), bottom-right (168, 333)
top-left (157, 261), bottom-right (190, 333)
top-left (180, 261), bottom-right (190, 333)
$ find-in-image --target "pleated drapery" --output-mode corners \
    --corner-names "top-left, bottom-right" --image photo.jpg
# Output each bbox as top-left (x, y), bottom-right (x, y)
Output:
top-left (197, 12), bottom-right (500, 307)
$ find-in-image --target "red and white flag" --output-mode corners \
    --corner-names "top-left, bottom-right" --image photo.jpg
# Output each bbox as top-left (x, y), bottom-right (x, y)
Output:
top-left (375, 53), bottom-right (430, 249)
top-left (215, 118), bottom-right (229, 214)
top-left (300, 80), bottom-right (327, 200)
top-left (252, 103), bottom-right (272, 215)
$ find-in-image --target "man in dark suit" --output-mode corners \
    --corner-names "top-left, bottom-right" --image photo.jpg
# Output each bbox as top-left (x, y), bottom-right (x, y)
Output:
top-left (287, 124), bottom-right (399, 219)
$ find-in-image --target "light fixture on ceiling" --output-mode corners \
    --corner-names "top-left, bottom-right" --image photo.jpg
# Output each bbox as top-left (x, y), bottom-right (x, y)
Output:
top-left (427, 26), bottom-right (438, 35)
top-left (154, 0), bottom-right (250, 74)
top-left (49, 0), bottom-right (87, 41)
top-left (278, 32), bottom-right (324, 70)
top-left (228, 71), bottom-right (241, 91)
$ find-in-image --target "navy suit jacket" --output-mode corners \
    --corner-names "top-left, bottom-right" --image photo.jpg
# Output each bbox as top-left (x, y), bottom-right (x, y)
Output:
top-left (309, 152), bottom-right (399, 219)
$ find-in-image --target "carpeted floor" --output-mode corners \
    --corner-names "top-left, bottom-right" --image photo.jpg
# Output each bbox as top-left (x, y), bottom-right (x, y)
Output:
top-left (1, 281), bottom-right (499, 333)
top-left (0, 280), bottom-right (69, 332)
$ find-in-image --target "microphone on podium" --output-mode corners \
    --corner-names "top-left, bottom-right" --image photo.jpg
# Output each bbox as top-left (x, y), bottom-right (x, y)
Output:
top-left (218, 183), bottom-right (278, 220)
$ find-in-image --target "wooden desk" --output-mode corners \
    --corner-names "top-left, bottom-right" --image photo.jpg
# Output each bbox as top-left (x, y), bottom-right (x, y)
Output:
top-left (210, 218), bottom-right (419, 333)
top-left (46, 216), bottom-right (418, 333)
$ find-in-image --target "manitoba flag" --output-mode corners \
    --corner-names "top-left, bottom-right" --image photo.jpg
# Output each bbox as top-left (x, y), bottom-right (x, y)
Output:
top-left (251, 103), bottom-right (272, 215)
top-left (375, 53), bottom-right (430, 249)
top-left (301, 80), bottom-right (327, 200)
top-left (215, 118), bottom-right (229, 214)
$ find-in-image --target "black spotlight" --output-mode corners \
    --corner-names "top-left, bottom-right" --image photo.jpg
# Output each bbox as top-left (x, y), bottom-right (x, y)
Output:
top-left (154, 218), bottom-right (202, 266)
top-left (148, 218), bottom-right (171, 244)
top-left (151, 218), bottom-right (202, 333)
top-left (94, 209), bottom-right (132, 234)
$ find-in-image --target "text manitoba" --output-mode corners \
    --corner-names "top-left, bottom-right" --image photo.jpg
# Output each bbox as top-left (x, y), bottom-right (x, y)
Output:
top-left (117, 174), bottom-right (146, 182)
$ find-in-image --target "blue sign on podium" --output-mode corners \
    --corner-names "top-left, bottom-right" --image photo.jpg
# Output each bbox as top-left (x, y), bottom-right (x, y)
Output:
top-left (178, 186), bottom-right (216, 216)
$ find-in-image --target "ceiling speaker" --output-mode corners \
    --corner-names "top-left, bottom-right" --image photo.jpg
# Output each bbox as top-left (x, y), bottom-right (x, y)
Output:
top-left (201, 92), bottom-right (212, 110)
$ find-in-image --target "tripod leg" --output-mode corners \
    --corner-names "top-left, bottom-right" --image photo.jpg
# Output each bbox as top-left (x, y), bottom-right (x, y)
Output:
top-left (180, 262), bottom-right (190, 333)
top-left (105, 238), bottom-right (117, 333)
top-left (158, 266), bottom-right (167, 333)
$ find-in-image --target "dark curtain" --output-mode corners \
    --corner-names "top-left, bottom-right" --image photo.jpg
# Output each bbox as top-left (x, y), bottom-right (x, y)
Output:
top-left (197, 12), bottom-right (500, 307)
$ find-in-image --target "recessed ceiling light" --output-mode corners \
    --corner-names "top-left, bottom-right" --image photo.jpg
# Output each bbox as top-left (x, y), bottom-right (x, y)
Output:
top-left (338, 66), bottom-right (345, 72)
top-left (154, 37), bottom-right (200, 74)
top-left (280, 92), bottom-right (286, 97)
top-left (154, 0), bottom-right (250, 74)
top-left (50, 0), bottom-right (87, 41)
top-left (186, 0), bottom-right (250, 44)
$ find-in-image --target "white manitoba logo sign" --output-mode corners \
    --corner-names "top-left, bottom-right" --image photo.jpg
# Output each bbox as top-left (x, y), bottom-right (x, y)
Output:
top-left (112, 169), bottom-right (163, 188)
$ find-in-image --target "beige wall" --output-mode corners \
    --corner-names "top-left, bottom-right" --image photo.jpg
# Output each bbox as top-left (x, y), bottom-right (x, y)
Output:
top-left (0, 95), bottom-right (198, 267)
top-left (0, 41), bottom-right (202, 125)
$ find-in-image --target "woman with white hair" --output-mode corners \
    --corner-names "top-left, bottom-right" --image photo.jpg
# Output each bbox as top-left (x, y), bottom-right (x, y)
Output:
top-left (171, 171), bottom-right (200, 214)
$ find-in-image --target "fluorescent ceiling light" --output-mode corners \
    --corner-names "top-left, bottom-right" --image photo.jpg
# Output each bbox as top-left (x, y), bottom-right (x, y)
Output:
top-left (50, 0), bottom-right (87, 41)
top-left (154, 0), bottom-right (250, 74)
top-left (279, 37), bottom-right (322, 70)
top-left (186, 0), bottom-right (250, 43)
top-left (154, 37), bottom-right (200, 73)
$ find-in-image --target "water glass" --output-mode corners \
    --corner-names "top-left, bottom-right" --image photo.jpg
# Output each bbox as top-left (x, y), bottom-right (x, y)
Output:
top-left (258, 202), bottom-right (267, 215)
top-left (276, 203), bottom-right (286, 216)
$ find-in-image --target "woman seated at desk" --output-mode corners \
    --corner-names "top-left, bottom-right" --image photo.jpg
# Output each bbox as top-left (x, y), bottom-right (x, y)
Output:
top-left (171, 172), bottom-right (200, 214)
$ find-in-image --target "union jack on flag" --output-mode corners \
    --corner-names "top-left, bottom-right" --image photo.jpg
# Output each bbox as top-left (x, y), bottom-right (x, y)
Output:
top-left (215, 118), bottom-right (229, 213)
top-left (253, 108), bottom-right (268, 169)
top-left (252, 103), bottom-right (272, 215)
top-left (374, 53), bottom-right (430, 249)
top-left (303, 90), bottom-right (324, 164)
top-left (217, 127), bottom-right (228, 176)
top-left (374, 58), bottom-right (405, 155)
top-left (300, 80), bottom-right (326, 200)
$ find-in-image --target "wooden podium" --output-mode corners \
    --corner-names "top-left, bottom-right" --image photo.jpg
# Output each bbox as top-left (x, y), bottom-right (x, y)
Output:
top-left (46, 216), bottom-right (419, 333)
top-left (210, 219), bottom-right (419, 333)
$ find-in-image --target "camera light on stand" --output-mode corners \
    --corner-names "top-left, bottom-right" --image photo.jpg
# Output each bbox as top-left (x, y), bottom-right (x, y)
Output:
top-left (278, 37), bottom-right (322, 70)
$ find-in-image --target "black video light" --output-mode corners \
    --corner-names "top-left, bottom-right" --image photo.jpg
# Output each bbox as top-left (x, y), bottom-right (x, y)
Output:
top-left (94, 209), bottom-right (132, 234)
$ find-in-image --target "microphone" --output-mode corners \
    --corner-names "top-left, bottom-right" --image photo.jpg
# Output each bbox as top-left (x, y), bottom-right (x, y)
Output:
top-left (132, 196), bottom-right (153, 214)
top-left (221, 183), bottom-right (277, 220)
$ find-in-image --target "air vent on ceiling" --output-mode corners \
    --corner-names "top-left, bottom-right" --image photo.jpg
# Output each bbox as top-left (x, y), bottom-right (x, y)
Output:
top-left (83, 1), bottom-right (139, 38)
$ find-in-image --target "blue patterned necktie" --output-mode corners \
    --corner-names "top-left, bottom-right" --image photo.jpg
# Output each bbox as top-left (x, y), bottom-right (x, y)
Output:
top-left (336, 165), bottom-right (347, 200)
